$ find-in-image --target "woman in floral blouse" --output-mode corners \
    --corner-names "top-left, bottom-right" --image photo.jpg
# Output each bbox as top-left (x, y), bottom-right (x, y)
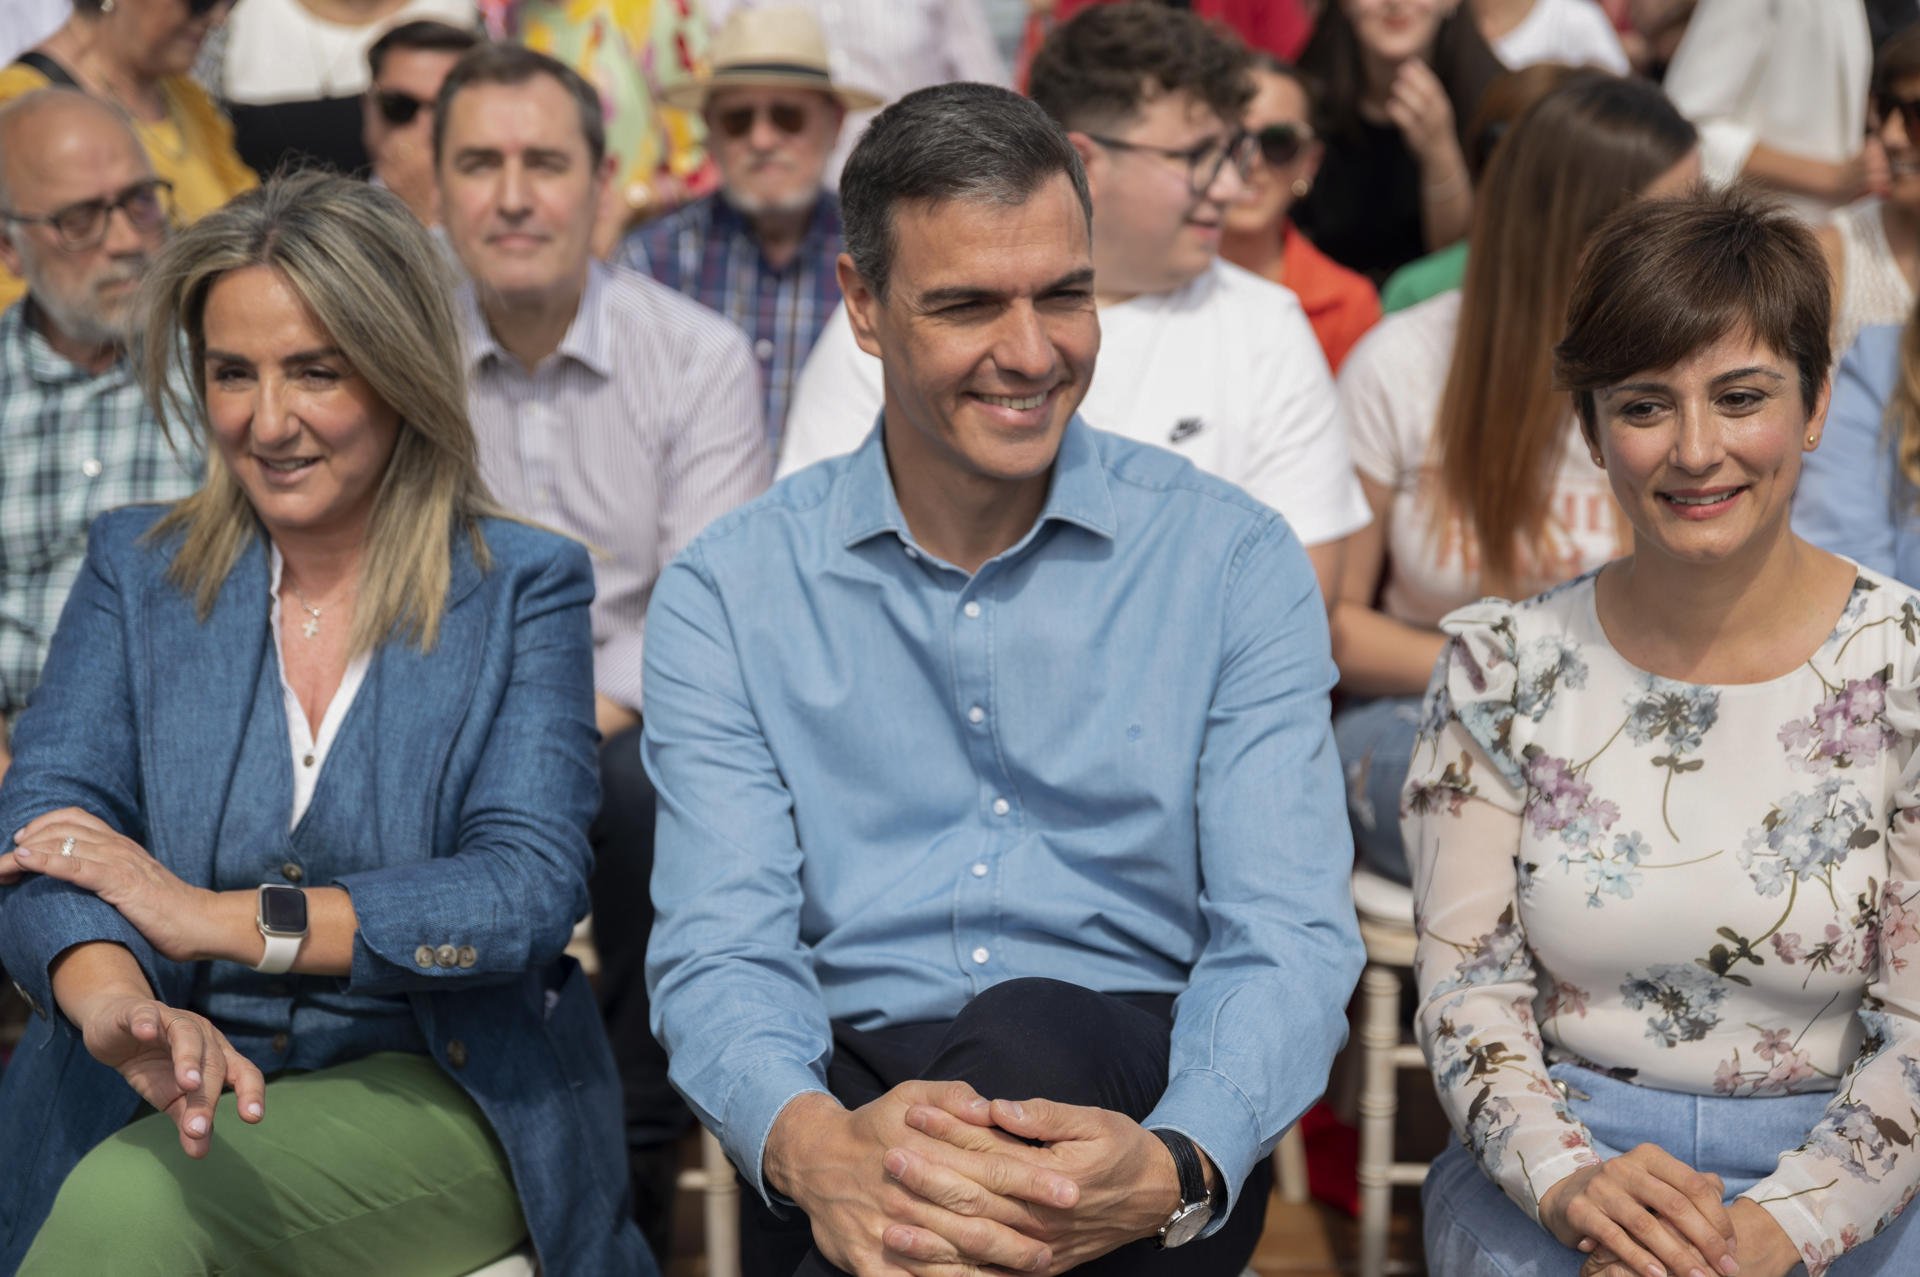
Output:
top-left (1406, 186), bottom-right (1920, 1276)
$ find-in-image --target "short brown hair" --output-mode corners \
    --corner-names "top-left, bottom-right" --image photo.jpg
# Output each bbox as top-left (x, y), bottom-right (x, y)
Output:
top-left (1555, 184), bottom-right (1831, 445)
top-left (433, 42), bottom-right (605, 168)
top-left (1874, 21), bottom-right (1920, 101)
top-left (1027, 3), bottom-right (1253, 133)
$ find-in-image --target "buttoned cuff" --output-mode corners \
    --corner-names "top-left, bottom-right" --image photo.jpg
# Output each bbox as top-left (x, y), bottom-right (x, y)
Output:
top-left (1143, 1067), bottom-right (1264, 1241)
top-left (723, 1056), bottom-right (834, 1207)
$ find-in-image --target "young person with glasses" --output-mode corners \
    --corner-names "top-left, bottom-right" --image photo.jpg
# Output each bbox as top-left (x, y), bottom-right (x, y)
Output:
top-left (1220, 55), bottom-right (1381, 373)
top-left (0, 0), bottom-right (256, 314)
top-left (362, 19), bottom-right (478, 227)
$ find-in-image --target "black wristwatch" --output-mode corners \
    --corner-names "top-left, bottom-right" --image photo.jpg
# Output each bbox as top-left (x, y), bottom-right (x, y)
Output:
top-left (1149, 1129), bottom-right (1217, 1248)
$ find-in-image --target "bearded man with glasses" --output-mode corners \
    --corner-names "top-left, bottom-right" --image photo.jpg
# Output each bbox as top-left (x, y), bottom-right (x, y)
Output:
top-left (0, 90), bottom-right (199, 789)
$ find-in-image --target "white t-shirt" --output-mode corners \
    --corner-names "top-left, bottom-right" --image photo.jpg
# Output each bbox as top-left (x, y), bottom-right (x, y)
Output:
top-left (1339, 291), bottom-right (1618, 626)
top-left (1490, 0), bottom-right (1629, 73)
top-left (778, 260), bottom-right (1372, 547)
top-left (223, 0), bottom-right (476, 105)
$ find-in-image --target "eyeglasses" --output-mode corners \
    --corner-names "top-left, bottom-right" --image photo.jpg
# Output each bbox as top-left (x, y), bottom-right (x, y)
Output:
top-left (1253, 122), bottom-right (1314, 168)
top-left (0, 178), bottom-right (174, 251)
top-left (1873, 91), bottom-right (1920, 140)
top-left (713, 102), bottom-right (809, 140)
top-left (1081, 129), bottom-right (1258, 196)
top-left (371, 88), bottom-right (433, 127)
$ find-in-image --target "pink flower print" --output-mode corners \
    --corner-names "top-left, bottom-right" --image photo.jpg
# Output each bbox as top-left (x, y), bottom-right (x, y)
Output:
top-left (1754, 1027), bottom-right (1794, 1060)
top-left (1773, 931), bottom-right (1805, 963)
top-left (1785, 673), bottom-right (1897, 773)
top-left (1883, 885), bottom-right (1920, 973)
top-left (1521, 750), bottom-right (1620, 850)
top-left (1543, 981), bottom-right (1590, 1020)
top-left (1713, 1055), bottom-right (1744, 1095)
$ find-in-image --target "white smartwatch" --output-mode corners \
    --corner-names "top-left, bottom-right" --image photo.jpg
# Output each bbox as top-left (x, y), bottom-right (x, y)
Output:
top-left (255, 885), bottom-right (309, 974)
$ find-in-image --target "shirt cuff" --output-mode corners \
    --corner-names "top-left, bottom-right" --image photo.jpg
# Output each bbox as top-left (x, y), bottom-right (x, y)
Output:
top-left (1143, 1067), bottom-right (1264, 1241)
top-left (1741, 1181), bottom-right (1829, 1271)
top-left (723, 1055), bottom-right (835, 1206)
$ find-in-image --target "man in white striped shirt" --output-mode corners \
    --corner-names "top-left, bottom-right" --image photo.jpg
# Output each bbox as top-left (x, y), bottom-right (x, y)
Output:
top-left (434, 42), bottom-right (770, 1260)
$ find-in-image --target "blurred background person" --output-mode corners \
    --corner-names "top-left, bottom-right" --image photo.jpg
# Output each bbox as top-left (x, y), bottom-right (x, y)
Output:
top-left (0, 167), bottom-right (650, 1277)
top-left (705, 0), bottom-right (1006, 181)
top-left (1818, 21), bottom-right (1920, 365)
top-left (0, 0), bottom-right (68, 65)
top-left (0, 89), bottom-right (200, 781)
top-left (217, 0), bottom-right (476, 179)
top-left (1378, 59), bottom-right (1586, 314)
top-left (1293, 0), bottom-right (1507, 285)
top-left (1662, 0), bottom-right (1875, 223)
top-left (1219, 54), bottom-right (1382, 373)
top-left (1469, 0), bottom-right (1627, 71)
top-left (621, 6), bottom-right (878, 455)
top-left (0, 0), bottom-right (255, 312)
top-left (1331, 72), bottom-right (1698, 882)
top-left (361, 18), bottom-right (477, 226)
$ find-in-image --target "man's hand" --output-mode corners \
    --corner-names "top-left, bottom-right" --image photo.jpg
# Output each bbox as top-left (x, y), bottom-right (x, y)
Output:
top-left (893, 1095), bottom-right (1193, 1274)
top-left (595, 694), bottom-right (640, 742)
top-left (764, 1085), bottom-right (1076, 1276)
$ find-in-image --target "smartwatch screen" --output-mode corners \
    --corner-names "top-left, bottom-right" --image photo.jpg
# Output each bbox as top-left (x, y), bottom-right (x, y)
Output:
top-left (260, 886), bottom-right (308, 933)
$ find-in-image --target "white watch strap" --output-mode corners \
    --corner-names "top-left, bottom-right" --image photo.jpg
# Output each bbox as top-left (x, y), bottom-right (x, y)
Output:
top-left (255, 931), bottom-right (301, 975)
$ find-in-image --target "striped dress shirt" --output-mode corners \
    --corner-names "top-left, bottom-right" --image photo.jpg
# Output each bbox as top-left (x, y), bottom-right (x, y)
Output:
top-left (459, 262), bottom-right (770, 710)
top-left (0, 301), bottom-right (200, 717)
top-left (618, 192), bottom-right (844, 455)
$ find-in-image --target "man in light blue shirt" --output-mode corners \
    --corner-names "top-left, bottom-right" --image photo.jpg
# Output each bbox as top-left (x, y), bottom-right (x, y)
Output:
top-left (644, 80), bottom-right (1362, 1276)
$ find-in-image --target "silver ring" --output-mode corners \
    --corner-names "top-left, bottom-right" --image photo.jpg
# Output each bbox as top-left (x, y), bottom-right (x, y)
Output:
top-left (58, 836), bottom-right (74, 858)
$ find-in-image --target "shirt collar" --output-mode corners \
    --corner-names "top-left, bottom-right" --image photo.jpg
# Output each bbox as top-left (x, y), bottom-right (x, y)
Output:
top-left (458, 259), bottom-right (615, 379)
top-left (837, 413), bottom-right (1117, 553)
top-left (8, 298), bottom-right (130, 387)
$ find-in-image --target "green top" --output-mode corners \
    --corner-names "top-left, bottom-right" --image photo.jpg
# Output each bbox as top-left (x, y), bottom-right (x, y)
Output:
top-left (1381, 240), bottom-right (1470, 314)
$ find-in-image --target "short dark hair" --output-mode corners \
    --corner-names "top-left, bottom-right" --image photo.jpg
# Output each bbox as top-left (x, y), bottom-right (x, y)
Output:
top-left (368, 19), bottom-right (479, 82)
top-left (1874, 20), bottom-right (1920, 102)
top-left (1027, 2), bottom-right (1254, 133)
top-left (433, 43), bottom-right (605, 169)
top-left (1555, 184), bottom-right (1831, 444)
top-left (840, 81), bottom-right (1091, 300)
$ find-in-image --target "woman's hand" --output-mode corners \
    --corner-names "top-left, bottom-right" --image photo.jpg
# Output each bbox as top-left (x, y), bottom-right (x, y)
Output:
top-left (1382, 58), bottom-right (1461, 168)
top-left (1539, 1145), bottom-right (1740, 1277)
top-left (3, 808), bottom-right (215, 962)
top-left (76, 989), bottom-right (267, 1159)
top-left (1580, 1199), bottom-right (1801, 1277)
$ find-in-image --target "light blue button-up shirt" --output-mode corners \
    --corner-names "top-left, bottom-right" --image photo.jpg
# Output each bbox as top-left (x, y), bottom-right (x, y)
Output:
top-left (643, 416), bottom-right (1363, 1231)
top-left (1795, 324), bottom-right (1920, 585)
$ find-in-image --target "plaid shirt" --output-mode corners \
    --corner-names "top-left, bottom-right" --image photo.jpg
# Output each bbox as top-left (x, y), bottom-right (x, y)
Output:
top-left (0, 302), bottom-right (199, 716)
top-left (618, 191), bottom-right (843, 453)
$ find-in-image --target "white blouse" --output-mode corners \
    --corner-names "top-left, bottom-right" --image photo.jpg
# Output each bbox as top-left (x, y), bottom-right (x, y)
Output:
top-left (269, 546), bottom-right (369, 830)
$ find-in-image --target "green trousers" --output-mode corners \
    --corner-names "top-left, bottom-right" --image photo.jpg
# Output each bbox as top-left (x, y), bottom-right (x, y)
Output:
top-left (20, 1051), bottom-right (528, 1277)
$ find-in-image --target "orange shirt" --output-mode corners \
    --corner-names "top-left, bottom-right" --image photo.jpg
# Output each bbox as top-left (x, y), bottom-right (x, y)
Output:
top-left (1275, 219), bottom-right (1382, 374)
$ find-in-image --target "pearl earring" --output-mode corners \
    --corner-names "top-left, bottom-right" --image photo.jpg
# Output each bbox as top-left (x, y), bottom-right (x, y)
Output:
top-left (100, 0), bottom-right (113, 11)
top-left (1291, 178), bottom-right (1311, 198)
top-left (1806, 433), bottom-right (1817, 447)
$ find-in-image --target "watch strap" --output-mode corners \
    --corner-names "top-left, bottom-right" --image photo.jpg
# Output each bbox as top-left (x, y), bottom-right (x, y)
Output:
top-left (255, 931), bottom-right (301, 975)
top-left (1150, 1128), bottom-right (1207, 1208)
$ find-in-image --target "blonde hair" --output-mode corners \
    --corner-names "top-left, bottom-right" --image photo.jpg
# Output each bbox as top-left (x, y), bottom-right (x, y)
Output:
top-left (138, 169), bottom-right (500, 654)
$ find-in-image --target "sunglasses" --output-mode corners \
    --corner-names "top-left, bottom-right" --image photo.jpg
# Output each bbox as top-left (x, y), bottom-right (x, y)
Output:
top-left (1253, 122), bottom-right (1314, 168)
top-left (0, 178), bottom-right (174, 251)
top-left (1874, 92), bottom-right (1920, 140)
top-left (372, 88), bottom-right (432, 127)
top-left (188, 0), bottom-right (229, 15)
top-left (714, 102), bottom-right (809, 140)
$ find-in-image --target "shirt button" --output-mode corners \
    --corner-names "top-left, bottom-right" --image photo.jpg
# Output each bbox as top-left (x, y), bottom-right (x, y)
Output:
top-left (80, 457), bottom-right (102, 478)
top-left (903, 545), bottom-right (920, 560)
top-left (271, 1032), bottom-right (289, 1053)
top-left (280, 861), bottom-right (303, 883)
top-left (435, 944), bottom-right (459, 968)
top-left (963, 601), bottom-right (981, 619)
top-left (446, 1038), bottom-right (469, 1069)
top-left (992, 798), bottom-right (1010, 816)
top-left (457, 945), bottom-right (478, 968)
top-left (414, 945), bottom-right (435, 968)
top-left (968, 706), bottom-right (985, 724)
top-left (302, 753), bottom-right (315, 768)
top-left (753, 337), bottom-right (775, 361)
top-left (971, 862), bottom-right (988, 878)
top-left (971, 947), bottom-right (990, 965)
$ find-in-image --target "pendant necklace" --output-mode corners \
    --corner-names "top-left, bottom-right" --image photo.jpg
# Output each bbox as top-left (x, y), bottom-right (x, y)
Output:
top-left (290, 585), bottom-right (326, 640)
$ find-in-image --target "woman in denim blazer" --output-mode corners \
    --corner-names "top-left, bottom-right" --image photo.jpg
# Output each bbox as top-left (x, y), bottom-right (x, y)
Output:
top-left (0, 172), bottom-right (650, 1275)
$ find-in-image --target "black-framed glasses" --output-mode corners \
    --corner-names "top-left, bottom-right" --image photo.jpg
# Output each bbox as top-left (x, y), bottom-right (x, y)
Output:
top-left (1082, 128), bottom-right (1257, 196)
top-left (0, 178), bottom-right (174, 251)
top-left (372, 88), bottom-right (432, 127)
top-left (1253, 122), bottom-right (1314, 168)
top-left (713, 102), bottom-right (809, 140)
top-left (1873, 91), bottom-right (1920, 140)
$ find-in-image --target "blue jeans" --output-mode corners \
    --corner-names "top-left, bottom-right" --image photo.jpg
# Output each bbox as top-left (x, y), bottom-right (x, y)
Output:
top-left (1423, 1062), bottom-right (1920, 1274)
top-left (1333, 694), bottom-right (1424, 883)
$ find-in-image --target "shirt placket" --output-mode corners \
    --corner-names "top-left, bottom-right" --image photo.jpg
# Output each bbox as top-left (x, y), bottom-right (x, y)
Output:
top-left (950, 568), bottom-right (1011, 992)
top-left (516, 370), bottom-right (561, 520)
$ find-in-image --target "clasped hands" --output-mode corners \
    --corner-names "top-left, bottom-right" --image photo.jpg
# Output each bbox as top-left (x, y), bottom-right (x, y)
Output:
top-left (1538, 1144), bottom-right (1801, 1277)
top-left (3, 808), bottom-right (265, 1158)
top-left (765, 1081), bottom-right (1192, 1277)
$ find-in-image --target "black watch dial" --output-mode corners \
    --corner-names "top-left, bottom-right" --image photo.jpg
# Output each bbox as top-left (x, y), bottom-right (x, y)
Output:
top-left (260, 885), bottom-right (308, 933)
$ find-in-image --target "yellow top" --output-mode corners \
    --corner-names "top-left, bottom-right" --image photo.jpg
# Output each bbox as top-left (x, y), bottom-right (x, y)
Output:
top-left (0, 63), bottom-right (258, 308)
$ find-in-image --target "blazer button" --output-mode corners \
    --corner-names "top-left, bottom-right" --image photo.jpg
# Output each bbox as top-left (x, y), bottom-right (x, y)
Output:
top-left (457, 945), bottom-right (477, 968)
top-left (446, 1039), bottom-right (469, 1069)
top-left (280, 861), bottom-right (303, 883)
top-left (435, 944), bottom-right (459, 968)
top-left (271, 1032), bottom-right (290, 1053)
top-left (414, 945), bottom-right (435, 968)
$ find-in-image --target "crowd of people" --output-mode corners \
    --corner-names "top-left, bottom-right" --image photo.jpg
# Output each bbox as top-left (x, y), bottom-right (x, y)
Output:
top-left (4, 1), bottom-right (1920, 1276)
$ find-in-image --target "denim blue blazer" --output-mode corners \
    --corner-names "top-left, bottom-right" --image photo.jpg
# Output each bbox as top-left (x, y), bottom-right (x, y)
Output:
top-left (0, 506), bottom-right (651, 1276)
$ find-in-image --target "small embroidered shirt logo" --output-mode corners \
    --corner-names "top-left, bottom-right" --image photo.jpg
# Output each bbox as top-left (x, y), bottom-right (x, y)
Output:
top-left (1168, 417), bottom-right (1204, 443)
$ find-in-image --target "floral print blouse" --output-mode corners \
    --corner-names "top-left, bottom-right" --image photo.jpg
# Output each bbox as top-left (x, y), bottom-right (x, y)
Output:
top-left (1404, 568), bottom-right (1920, 1274)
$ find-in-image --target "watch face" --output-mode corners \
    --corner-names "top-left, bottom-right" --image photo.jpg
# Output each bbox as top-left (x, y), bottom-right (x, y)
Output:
top-left (1162, 1201), bottom-right (1212, 1248)
top-left (260, 886), bottom-right (308, 933)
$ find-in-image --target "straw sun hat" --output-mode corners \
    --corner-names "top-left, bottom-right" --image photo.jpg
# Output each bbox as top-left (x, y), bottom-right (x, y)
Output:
top-left (663, 7), bottom-right (884, 113)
